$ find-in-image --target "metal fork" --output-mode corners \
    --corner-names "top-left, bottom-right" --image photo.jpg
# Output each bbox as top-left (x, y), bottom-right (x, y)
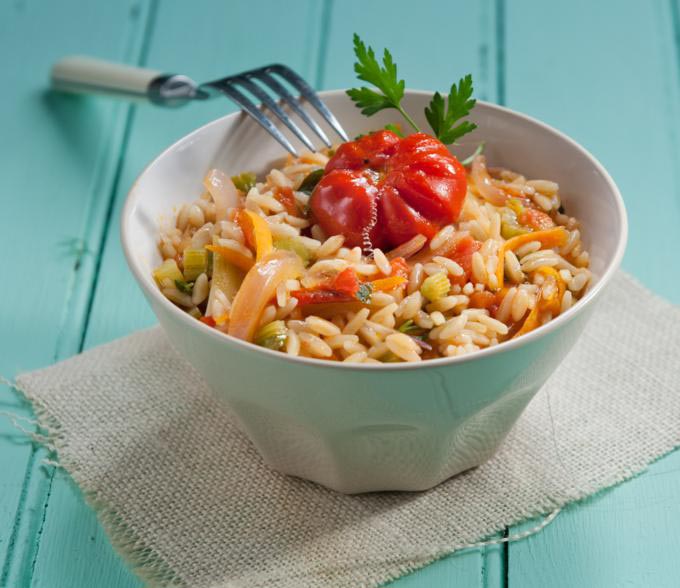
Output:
top-left (51, 56), bottom-right (348, 156)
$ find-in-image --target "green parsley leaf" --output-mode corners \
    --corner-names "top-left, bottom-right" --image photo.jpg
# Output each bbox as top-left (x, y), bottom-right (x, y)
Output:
top-left (346, 87), bottom-right (395, 116)
top-left (424, 74), bottom-right (477, 144)
top-left (174, 279), bottom-right (194, 295)
top-left (384, 123), bottom-right (404, 137)
top-left (397, 319), bottom-right (416, 333)
top-left (347, 35), bottom-right (479, 147)
top-left (356, 282), bottom-right (373, 303)
top-left (397, 319), bottom-right (427, 337)
top-left (347, 34), bottom-right (420, 132)
top-left (298, 169), bottom-right (324, 195)
top-left (231, 172), bottom-right (257, 193)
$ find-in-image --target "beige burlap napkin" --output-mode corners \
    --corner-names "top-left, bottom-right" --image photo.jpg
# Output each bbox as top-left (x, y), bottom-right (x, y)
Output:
top-left (14, 271), bottom-right (680, 588)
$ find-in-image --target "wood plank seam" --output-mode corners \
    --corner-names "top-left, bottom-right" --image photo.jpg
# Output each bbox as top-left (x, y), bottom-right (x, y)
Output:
top-left (26, 466), bottom-right (57, 586)
top-left (665, 0), bottom-right (680, 203)
top-left (314, 0), bottom-right (334, 90)
top-left (26, 0), bottom-right (162, 578)
top-left (77, 0), bottom-right (160, 355)
top-left (0, 444), bottom-right (40, 586)
top-left (18, 0), bottom-right (507, 584)
top-left (0, 2), bottom-right (162, 586)
top-left (494, 0), bottom-right (506, 107)
top-left (672, 0), bottom-right (680, 72)
top-left (482, 0), bottom-right (510, 588)
top-left (1, 80), bottom-right (133, 588)
top-left (504, 1), bottom-right (680, 586)
top-left (25, 3), bottom-right (330, 586)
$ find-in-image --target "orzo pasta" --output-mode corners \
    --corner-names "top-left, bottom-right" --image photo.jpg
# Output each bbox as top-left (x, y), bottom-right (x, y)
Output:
top-left (154, 131), bottom-right (590, 363)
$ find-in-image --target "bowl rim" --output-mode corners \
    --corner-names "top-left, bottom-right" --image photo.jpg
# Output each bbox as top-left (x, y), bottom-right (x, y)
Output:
top-left (121, 89), bottom-right (628, 372)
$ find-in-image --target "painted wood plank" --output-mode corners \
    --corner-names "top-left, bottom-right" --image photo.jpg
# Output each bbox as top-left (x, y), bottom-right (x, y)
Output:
top-left (503, 0), bottom-right (680, 302)
top-left (14, 2), bottom-right (678, 588)
top-left (318, 2), bottom-right (504, 586)
top-left (30, 1), bottom-right (509, 586)
top-left (0, 1), bottom-right (154, 586)
top-left (502, 0), bottom-right (680, 586)
top-left (320, 0), bottom-right (499, 101)
top-left (509, 451), bottom-right (680, 588)
top-left (28, 2), bottom-right (327, 587)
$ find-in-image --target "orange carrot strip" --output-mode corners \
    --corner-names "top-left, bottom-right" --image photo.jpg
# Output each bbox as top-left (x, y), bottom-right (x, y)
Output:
top-left (236, 209), bottom-right (273, 261)
top-left (496, 227), bottom-right (568, 288)
top-left (370, 276), bottom-right (408, 292)
top-left (512, 304), bottom-right (541, 338)
top-left (205, 245), bottom-right (254, 272)
top-left (512, 265), bottom-right (565, 338)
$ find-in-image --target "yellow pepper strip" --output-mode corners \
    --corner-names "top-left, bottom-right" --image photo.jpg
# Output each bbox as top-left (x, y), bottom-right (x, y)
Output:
top-left (214, 313), bottom-right (229, 326)
top-left (535, 266), bottom-right (565, 315)
top-left (205, 245), bottom-right (254, 272)
top-left (512, 265), bottom-right (566, 339)
top-left (370, 275), bottom-right (408, 292)
top-left (512, 303), bottom-right (541, 338)
top-left (496, 226), bottom-right (568, 289)
top-left (237, 209), bottom-right (273, 261)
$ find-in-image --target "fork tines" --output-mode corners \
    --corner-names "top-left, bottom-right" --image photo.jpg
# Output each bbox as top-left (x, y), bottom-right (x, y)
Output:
top-left (208, 64), bottom-right (348, 156)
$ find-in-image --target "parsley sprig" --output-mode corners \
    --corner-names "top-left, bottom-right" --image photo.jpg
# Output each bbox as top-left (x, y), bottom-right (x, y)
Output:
top-left (346, 34), bottom-right (420, 133)
top-left (424, 74), bottom-right (477, 143)
top-left (346, 34), bottom-right (477, 145)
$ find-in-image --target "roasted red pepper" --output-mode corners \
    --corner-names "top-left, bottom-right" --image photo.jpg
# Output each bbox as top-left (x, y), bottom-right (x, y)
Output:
top-left (291, 289), bottom-right (355, 305)
top-left (388, 256), bottom-right (410, 279)
top-left (331, 267), bottom-right (361, 297)
top-left (199, 316), bottom-right (216, 327)
top-left (291, 267), bottom-right (362, 305)
top-left (274, 186), bottom-right (299, 216)
top-left (520, 207), bottom-right (555, 231)
top-left (310, 130), bottom-right (467, 249)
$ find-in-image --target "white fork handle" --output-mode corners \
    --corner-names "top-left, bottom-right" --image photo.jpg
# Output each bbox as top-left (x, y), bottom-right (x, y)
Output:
top-left (51, 56), bottom-right (161, 100)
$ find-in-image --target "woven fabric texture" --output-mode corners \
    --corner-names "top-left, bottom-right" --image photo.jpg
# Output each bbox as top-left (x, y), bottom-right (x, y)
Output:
top-left (17, 272), bottom-right (680, 588)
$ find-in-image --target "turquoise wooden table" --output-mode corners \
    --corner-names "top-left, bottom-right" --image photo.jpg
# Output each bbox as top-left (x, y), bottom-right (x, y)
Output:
top-left (2, 0), bottom-right (680, 586)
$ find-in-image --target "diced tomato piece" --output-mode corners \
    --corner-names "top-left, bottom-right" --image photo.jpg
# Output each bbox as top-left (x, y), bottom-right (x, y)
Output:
top-left (520, 207), bottom-right (555, 230)
top-left (291, 289), bottom-right (354, 305)
top-left (447, 234), bottom-right (482, 280)
top-left (199, 316), bottom-right (216, 327)
top-left (274, 186), bottom-right (299, 216)
top-left (331, 267), bottom-right (361, 297)
top-left (389, 256), bottom-right (410, 279)
top-left (234, 209), bottom-right (256, 251)
top-left (468, 290), bottom-right (496, 310)
top-left (291, 268), bottom-right (361, 305)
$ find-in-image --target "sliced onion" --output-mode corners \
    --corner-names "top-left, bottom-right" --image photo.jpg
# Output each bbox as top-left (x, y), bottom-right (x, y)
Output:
top-left (470, 155), bottom-right (507, 206)
top-left (228, 251), bottom-right (303, 342)
top-left (204, 169), bottom-right (240, 221)
top-left (386, 234), bottom-right (427, 260)
top-left (410, 336), bottom-right (432, 351)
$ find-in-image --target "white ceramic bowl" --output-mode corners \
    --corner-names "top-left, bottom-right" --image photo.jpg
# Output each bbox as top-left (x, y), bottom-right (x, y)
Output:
top-left (122, 90), bottom-right (627, 493)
